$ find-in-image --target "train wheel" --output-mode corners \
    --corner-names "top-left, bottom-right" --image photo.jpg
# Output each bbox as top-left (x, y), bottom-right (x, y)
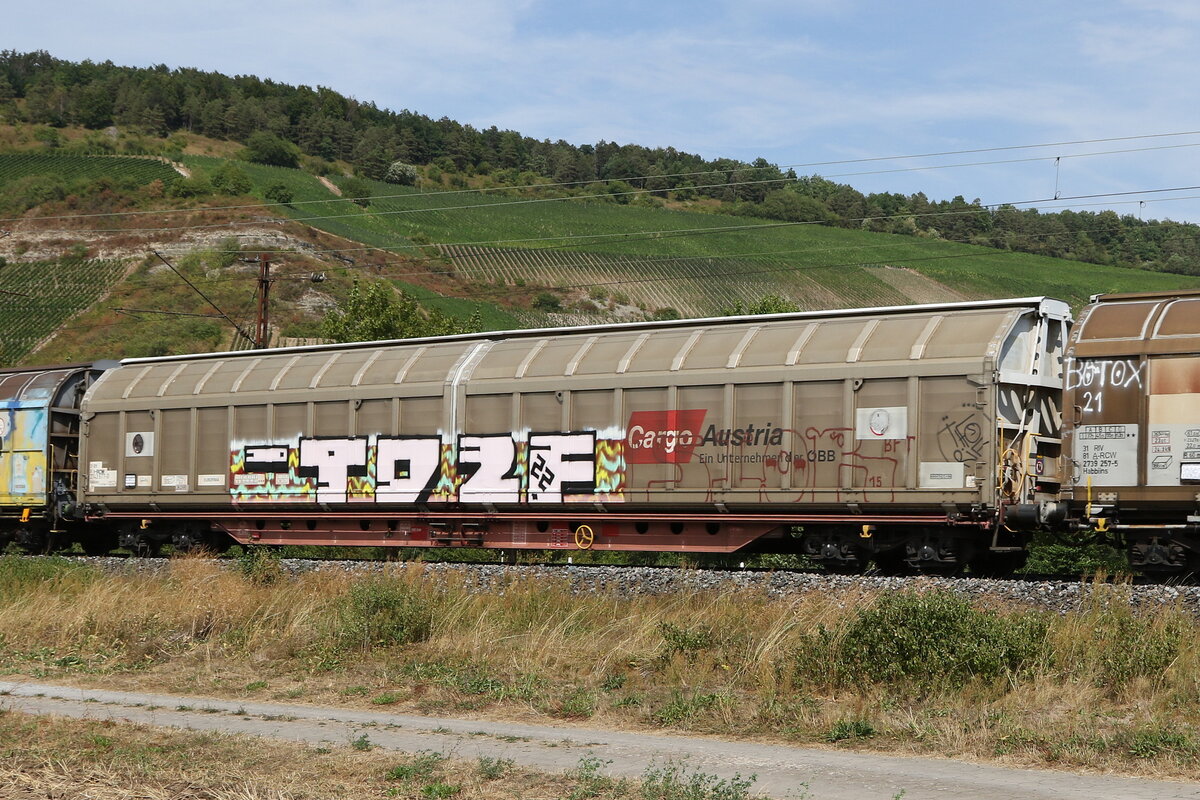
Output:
top-left (81, 534), bottom-right (118, 556)
top-left (872, 550), bottom-right (910, 576)
top-left (131, 539), bottom-right (162, 558)
top-left (969, 550), bottom-right (1028, 578)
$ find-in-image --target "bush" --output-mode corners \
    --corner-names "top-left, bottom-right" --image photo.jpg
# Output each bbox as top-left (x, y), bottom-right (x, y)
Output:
top-left (236, 546), bottom-right (282, 585)
top-left (210, 163), bottom-right (253, 195)
top-left (333, 578), bottom-right (433, 652)
top-left (532, 292), bottom-right (561, 311)
top-left (797, 590), bottom-right (1047, 690)
top-left (0, 175), bottom-right (67, 214)
top-left (341, 177), bottom-right (372, 207)
top-left (1024, 536), bottom-right (1128, 576)
top-left (167, 175), bottom-right (212, 199)
top-left (242, 131), bottom-right (299, 168)
top-left (384, 160), bottom-right (420, 186)
top-left (264, 182), bottom-right (294, 205)
top-left (639, 762), bottom-right (755, 800)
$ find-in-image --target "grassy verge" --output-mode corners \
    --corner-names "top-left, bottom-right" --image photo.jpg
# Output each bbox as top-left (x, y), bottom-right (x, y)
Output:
top-left (1, 556), bottom-right (1198, 779)
top-left (0, 711), bottom-right (755, 800)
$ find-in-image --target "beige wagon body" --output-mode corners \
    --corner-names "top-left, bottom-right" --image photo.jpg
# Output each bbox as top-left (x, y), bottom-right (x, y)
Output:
top-left (78, 297), bottom-right (1069, 565)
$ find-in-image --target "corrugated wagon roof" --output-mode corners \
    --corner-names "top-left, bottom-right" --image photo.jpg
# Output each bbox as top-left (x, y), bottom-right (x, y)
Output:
top-left (84, 298), bottom-right (1069, 407)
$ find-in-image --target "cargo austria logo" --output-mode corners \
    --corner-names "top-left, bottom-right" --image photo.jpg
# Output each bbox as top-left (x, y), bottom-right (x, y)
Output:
top-left (626, 410), bottom-right (788, 464)
top-left (625, 410), bottom-right (707, 463)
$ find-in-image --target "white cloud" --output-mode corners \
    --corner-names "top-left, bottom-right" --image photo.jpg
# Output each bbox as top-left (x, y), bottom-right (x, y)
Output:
top-left (1077, 21), bottom-right (1191, 64)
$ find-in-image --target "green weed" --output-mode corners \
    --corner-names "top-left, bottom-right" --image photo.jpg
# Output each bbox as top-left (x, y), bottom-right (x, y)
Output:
top-left (825, 718), bottom-right (877, 742)
top-left (371, 692), bottom-right (403, 705)
top-left (387, 751), bottom-right (447, 782)
top-left (652, 691), bottom-right (722, 726)
top-left (639, 761), bottom-right (756, 800)
top-left (797, 590), bottom-right (1046, 691)
top-left (476, 755), bottom-right (514, 780)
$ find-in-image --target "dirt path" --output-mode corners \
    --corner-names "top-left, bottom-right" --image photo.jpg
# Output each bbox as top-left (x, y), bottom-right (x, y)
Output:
top-left (2, 681), bottom-right (1197, 800)
top-left (318, 175), bottom-right (342, 196)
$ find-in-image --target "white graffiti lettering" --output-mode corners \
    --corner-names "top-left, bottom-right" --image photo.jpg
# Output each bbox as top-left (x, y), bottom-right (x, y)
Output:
top-left (298, 438), bottom-right (369, 503)
top-left (376, 436), bottom-right (441, 503)
top-left (628, 424), bottom-right (694, 454)
top-left (234, 431), bottom-right (606, 504)
top-left (458, 434), bottom-right (520, 503)
top-left (528, 432), bottom-right (596, 502)
top-left (1066, 358), bottom-right (1144, 391)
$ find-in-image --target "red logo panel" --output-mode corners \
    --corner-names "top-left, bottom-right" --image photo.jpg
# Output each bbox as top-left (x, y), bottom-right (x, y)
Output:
top-left (625, 410), bottom-right (707, 463)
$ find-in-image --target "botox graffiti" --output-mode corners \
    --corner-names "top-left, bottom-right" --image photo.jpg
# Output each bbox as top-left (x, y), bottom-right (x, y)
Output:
top-left (1067, 357), bottom-right (1144, 417)
top-left (1066, 357), bottom-right (1144, 391)
top-left (230, 430), bottom-right (626, 504)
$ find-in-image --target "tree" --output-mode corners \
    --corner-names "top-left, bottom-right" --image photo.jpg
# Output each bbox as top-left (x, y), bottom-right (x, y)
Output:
top-left (758, 189), bottom-right (831, 223)
top-left (352, 125), bottom-right (397, 180)
top-left (320, 279), bottom-right (479, 343)
top-left (721, 294), bottom-right (801, 316)
top-left (340, 177), bottom-right (372, 207)
top-left (264, 183), bottom-right (293, 205)
top-left (383, 160), bottom-right (419, 185)
top-left (210, 162), bottom-right (253, 195)
top-left (242, 130), bottom-right (299, 167)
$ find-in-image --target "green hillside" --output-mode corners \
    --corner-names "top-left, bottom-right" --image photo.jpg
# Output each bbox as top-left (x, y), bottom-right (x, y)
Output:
top-left (0, 151), bottom-right (1198, 366)
top-left (182, 156), bottom-right (1200, 316)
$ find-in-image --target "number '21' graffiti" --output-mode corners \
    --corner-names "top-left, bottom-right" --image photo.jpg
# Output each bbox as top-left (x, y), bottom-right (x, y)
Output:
top-left (229, 432), bottom-right (627, 504)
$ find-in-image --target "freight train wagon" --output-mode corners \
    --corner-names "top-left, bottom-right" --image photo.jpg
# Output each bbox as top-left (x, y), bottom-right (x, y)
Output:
top-left (74, 297), bottom-right (1070, 572)
top-left (0, 363), bottom-right (110, 552)
top-left (1064, 289), bottom-right (1200, 574)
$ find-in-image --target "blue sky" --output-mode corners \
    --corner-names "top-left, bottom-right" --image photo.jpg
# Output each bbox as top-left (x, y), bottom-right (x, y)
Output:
top-left (7, 0), bottom-right (1200, 221)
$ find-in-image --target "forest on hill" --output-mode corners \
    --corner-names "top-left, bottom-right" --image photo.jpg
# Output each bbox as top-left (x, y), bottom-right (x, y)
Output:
top-left (1, 50), bottom-right (1199, 277)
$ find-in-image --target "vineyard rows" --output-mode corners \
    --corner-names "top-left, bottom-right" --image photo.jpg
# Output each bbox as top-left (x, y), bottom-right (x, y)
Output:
top-left (0, 258), bottom-right (127, 365)
top-left (0, 154), bottom-right (179, 187)
top-left (439, 244), bottom-right (917, 317)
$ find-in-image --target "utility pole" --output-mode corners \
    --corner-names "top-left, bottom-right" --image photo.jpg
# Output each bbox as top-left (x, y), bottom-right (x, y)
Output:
top-left (255, 253), bottom-right (272, 349)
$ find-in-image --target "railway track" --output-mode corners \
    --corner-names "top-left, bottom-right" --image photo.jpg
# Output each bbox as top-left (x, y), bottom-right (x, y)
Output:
top-left (20, 554), bottom-right (1200, 615)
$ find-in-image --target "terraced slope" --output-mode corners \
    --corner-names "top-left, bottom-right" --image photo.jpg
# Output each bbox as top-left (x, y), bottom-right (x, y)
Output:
top-left (0, 258), bottom-right (127, 364)
top-left (0, 154), bottom-right (178, 187)
top-left (176, 157), bottom-right (1200, 314)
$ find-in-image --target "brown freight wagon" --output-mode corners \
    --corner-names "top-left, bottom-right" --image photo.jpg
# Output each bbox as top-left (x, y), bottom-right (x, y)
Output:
top-left (1064, 289), bottom-right (1200, 574)
top-left (78, 297), bottom-right (1070, 572)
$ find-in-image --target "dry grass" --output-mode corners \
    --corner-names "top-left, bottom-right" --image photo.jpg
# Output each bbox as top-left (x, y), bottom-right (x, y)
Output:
top-left (2, 555), bottom-right (1200, 780)
top-left (0, 710), bottom-right (596, 799)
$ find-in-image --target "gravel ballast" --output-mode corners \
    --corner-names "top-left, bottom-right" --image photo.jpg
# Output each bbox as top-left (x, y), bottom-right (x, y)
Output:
top-left (39, 555), bottom-right (1200, 614)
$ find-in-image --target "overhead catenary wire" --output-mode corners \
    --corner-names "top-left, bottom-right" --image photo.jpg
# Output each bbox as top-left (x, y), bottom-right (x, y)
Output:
top-left (25, 214), bottom-right (1200, 342)
top-left (4, 132), bottom-right (1200, 226)
top-left (3, 127), bottom-right (1200, 343)
top-left (9, 184), bottom-right (1200, 306)
top-left (150, 251), bottom-right (256, 345)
